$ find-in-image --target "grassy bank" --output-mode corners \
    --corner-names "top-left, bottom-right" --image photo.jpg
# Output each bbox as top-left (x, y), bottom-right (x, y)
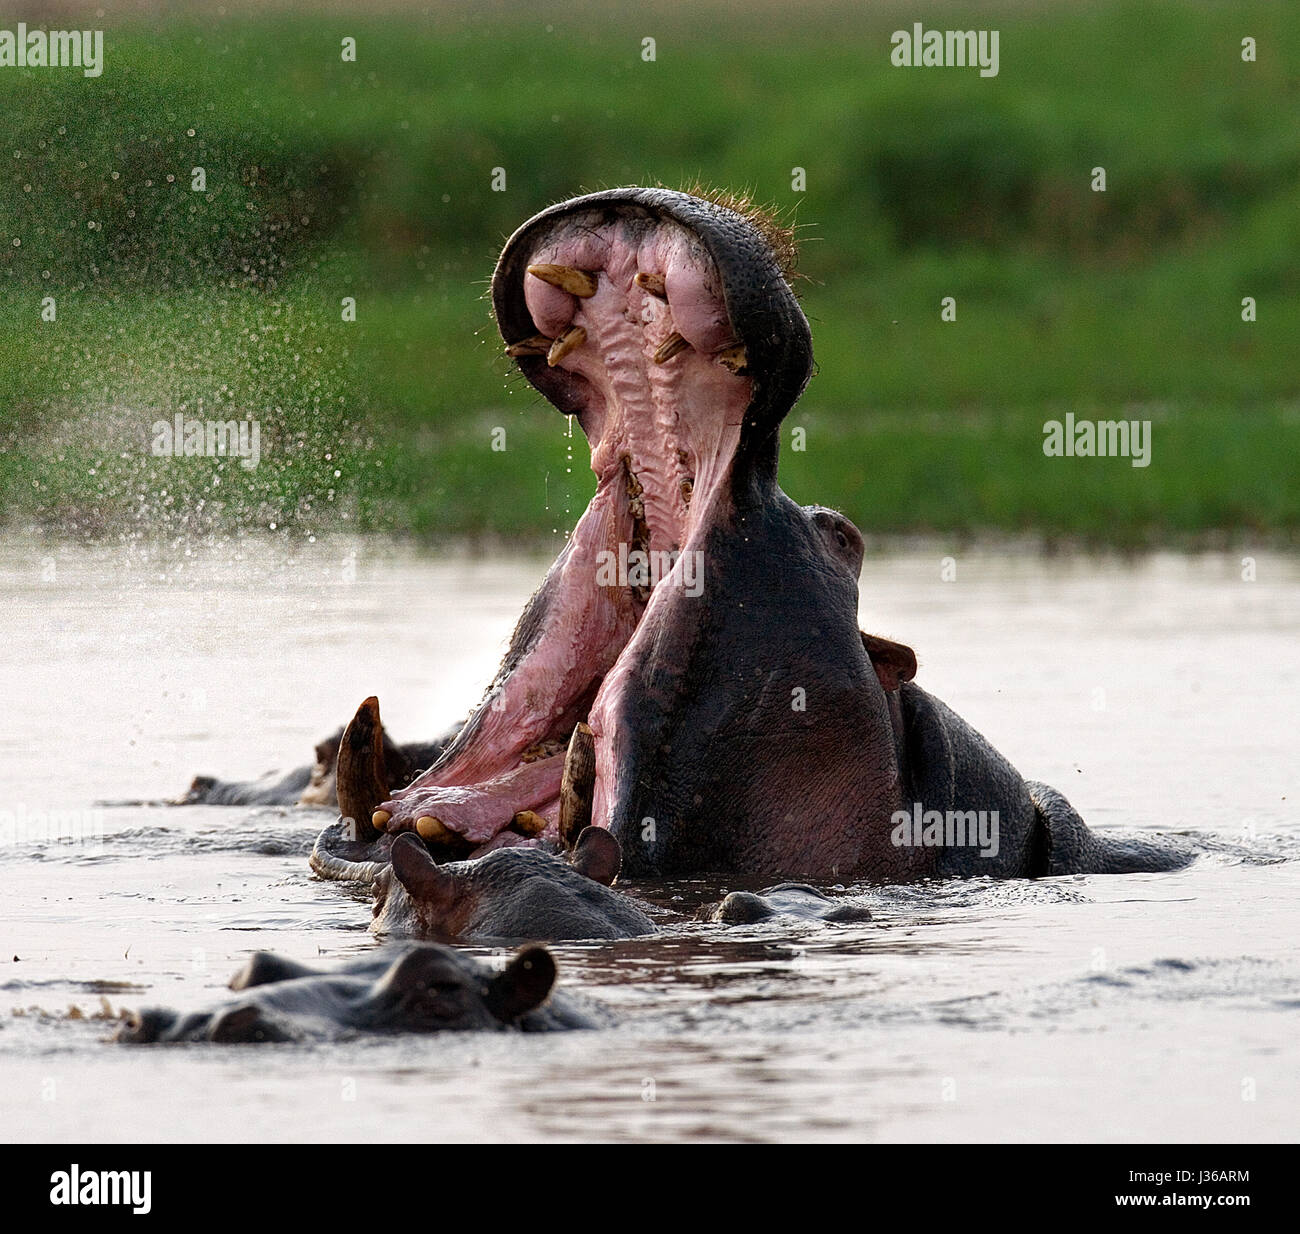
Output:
top-left (1, 2), bottom-right (1297, 544)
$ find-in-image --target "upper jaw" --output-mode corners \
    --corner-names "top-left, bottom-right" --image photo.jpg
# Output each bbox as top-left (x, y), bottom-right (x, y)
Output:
top-left (491, 187), bottom-right (813, 460)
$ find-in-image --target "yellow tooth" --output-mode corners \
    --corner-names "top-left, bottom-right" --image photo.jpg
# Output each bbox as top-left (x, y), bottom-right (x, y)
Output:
top-left (547, 326), bottom-right (586, 367)
top-left (716, 344), bottom-right (749, 374)
top-left (416, 815), bottom-right (450, 841)
top-left (371, 809), bottom-right (391, 830)
top-left (527, 264), bottom-right (598, 298)
top-left (558, 722), bottom-right (596, 851)
top-left (653, 332), bottom-right (689, 364)
top-left (505, 334), bottom-right (553, 358)
top-left (511, 810), bottom-right (549, 836)
top-left (634, 271), bottom-right (667, 299)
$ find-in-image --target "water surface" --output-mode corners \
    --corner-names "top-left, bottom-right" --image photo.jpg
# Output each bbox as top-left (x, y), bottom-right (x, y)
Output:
top-left (2, 538), bottom-right (1296, 1142)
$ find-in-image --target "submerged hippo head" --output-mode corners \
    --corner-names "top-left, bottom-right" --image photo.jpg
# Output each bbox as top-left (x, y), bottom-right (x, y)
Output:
top-left (702, 883), bottom-right (875, 926)
top-left (116, 943), bottom-right (589, 1042)
top-left (373, 828), bottom-right (656, 941)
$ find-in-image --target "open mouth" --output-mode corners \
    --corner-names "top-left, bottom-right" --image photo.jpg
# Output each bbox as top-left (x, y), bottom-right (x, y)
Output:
top-left (319, 189), bottom-right (807, 864)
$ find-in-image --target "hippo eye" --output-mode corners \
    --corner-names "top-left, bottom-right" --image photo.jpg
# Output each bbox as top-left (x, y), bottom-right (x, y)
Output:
top-left (411, 981), bottom-right (472, 1020)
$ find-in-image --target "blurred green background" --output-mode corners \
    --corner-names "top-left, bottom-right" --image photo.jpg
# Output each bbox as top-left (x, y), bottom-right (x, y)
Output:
top-left (1, 0), bottom-right (1297, 546)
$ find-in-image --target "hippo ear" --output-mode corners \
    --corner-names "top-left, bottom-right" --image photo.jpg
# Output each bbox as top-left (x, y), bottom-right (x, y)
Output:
top-left (313, 730), bottom-right (343, 769)
top-left (861, 632), bottom-right (917, 692)
top-left (485, 947), bottom-right (556, 1022)
top-left (569, 826), bottom-right (622, 886)
top-left (390, 833), bottom-right (456, 907)
top-left (229, 951), bottom-right (319, 991)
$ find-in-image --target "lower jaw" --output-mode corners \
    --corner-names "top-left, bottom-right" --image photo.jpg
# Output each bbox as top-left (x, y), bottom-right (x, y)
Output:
top-left (380, 452), bottom-right (713, 852)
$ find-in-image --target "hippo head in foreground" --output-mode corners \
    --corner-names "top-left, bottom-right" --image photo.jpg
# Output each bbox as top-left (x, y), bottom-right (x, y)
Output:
top-left (116, 943), bottom-right (594, 1042)
top-left (372, 827), bottom-right (656, 941)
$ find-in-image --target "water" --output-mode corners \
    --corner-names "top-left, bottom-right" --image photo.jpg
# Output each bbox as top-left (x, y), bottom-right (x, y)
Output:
top-left (2, 537), bottom-right (1297, 1142)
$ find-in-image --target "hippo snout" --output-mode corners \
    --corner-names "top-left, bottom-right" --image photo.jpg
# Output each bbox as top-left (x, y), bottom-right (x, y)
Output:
top-left (115, 1008), bottom-right (178, 1044)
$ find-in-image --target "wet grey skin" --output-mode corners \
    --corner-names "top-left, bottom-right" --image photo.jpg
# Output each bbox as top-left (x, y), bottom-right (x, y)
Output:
top-left (701, 884), bottom-right (876, 926)
top-left (182, 186), bottom-right (1191, 885)
top-left (372, 828), bottom-right (657, 942)
top-left (116, 944), bottom-right (597, 1043)
top-left (373, 830), bottom-right (879, 939)
top-left (360, 824), bottom-right (890, 941)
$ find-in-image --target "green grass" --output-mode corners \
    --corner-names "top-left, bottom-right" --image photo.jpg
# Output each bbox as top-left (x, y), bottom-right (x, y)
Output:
top-left (1, 1), bottom-right (1298, 544)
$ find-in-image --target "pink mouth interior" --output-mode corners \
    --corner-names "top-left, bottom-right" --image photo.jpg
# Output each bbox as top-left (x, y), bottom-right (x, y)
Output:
top-left (378, 216), bottom-right (753, 853)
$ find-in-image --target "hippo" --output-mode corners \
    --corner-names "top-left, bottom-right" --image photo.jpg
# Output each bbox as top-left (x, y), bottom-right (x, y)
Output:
top-left (327, 821), bottom-right (865, 942)
top-left (116, 943), bottom-right (595, 1042)
top-left (701, 884), bottom-right (876, 926)
top-left (176, 704), bottom-right (452, 810)
top-left (303, 186), bottom-right (1188, 885)
top-left (371, 827), bottom-right (657, 941)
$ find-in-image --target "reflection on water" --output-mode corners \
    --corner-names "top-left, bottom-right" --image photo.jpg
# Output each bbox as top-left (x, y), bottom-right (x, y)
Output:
top-left (1, 537), bottom-right (1297, 1142)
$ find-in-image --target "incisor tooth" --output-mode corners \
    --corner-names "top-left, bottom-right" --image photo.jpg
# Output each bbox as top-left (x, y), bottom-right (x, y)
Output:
top-left (505, 334), bottom-right (553, 358)
top-left (559, 723), bottom-right (596, 851)
top-left (512, 810), bottom-right (549, 836)
top-left (547, 326), bottom-right (586, 366)
top-left (716, 344), bottom-right (749, 374)
top-left (653, 332), bottom-right (689, 364)
top-left (371, 810), bottom-right (391, 830)
top-left (526, 264), bottom-right (598, 297)
top-left (416, 815), bottom-right (451, 841)
top-left (634, 271), bottom-right (667, 299)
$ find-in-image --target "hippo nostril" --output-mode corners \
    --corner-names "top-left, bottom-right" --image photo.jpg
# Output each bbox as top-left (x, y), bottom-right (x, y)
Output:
top-left (117, 1008), bottom-right (169, 1043)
